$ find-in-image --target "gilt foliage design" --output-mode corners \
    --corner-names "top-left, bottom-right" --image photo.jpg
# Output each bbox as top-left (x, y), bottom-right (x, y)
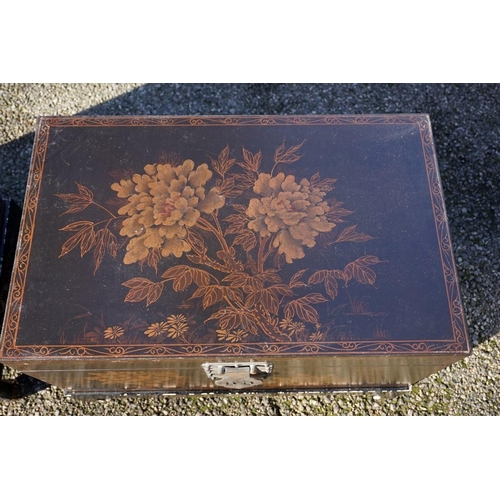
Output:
top-left (57, 142), bottom-right (383, 344)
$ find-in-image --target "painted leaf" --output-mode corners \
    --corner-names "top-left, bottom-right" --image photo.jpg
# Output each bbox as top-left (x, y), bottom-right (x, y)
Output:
top-left (308, 271), bottom-right (338, 300)
top-left (332, 225), bottom-right (373, 244)
top-left (123, 277), bottom-right (164, 306)
top-left (285, 299), bottom-right (319, 324)
top-left (245, 290), bottom-right (260, 309)
top-left (60, 221), bottom-right (94, 232)
top-left (259, 269), bottom-right (282, 284)
top-left (145, 248), bottom-right (161, 272)
top-left (344, 255), bottom-right (383, 285)
top-left (228, 274), bottom-right (261, 292)
top-left (268, 284), bottom-right (294, 297)
top-left (186, 254), bottom-right (203, 265)
top-left (203, 286), bottom-right (224, 309)
top-left (218, 176), bottom-right (244, 197)
top-left (295, 303), bottom-right (319, 323)
top-left (233, 230), bottom-right (257, 251)
top-left (211, 145), bottom-right (235, 177)
top-left (104, 229), bottom-right (117, 258)
top-left (106, 197), bottom-right (128, 209)
top-left (56, 183), bottom-right (93, 214)
top-left (158, 151), bottom-right (181, 166)
top-left (93, 229), bottom-right (107, 274)
top-left (259, 289), bottom-right (279, 315)
top-left (244, 287), bottom-right (278, 310)
top-left (247, 276), bottom-right (264, 291)
top-left (59, 228), bottom-right (88, 257)
top-left (231, 172), bottom-right (257, 190)
top-left (324, 274), bottom-right (339, 300)
top-left (173, 270), bottom-right (193, 291)
top-left (146, 282), bottom-right (164, 307)
top-left (222, 272), bottom-right (250, 288)
top-left (240, 314), bottom-right (258, 335)
top-left (162, 265), bottom-right (192, 280)
top-left (192, 269), bottom-right (211, 286)
top-left (274, 140), bottom-right (305, 165)
top-left (224, 214), bottom-right (250, 235)
top-left (221, 311), bottom-right (241, 330)
top-left (122, 277), bottom-right (155, 289)
top-left (190, 286), bottom-right (207, 300)
top-left (108, 168), bottom-right (134, 181)
top-left (225, 287), bottom-right (243, 303)
top-left (187, 229), bottom-right (205, 254)
top-left (76, 182), bottom-right (94, 201)
top-left (207, 309), bottom-right (240, 330)
top-left (308, 270), bottom-right (329, 285)
top-left (55, 193), bottom-right (88, 204)
top-left (326, 201), bottom-right (354, 224)
top-left (301, 293), bottom-right (328, 305)
top-left (57, 198), bottom-right (92, 215)
top-left (80, 227), bottom-right (96, 257)
top-left (232, 204), bottom-right (248, 214)
top-left (273, 252), bottom-right (286, 270)
top-left (289, 269), bottom-right (308, 288)
top-left (310, 173), bottom-right (337, 192)
top-left (332, 270), bottom-right (346, 281)
top-left (284, 307), bottom-right (294, 320)
top-left (238, 147), bottom-right (262, 172)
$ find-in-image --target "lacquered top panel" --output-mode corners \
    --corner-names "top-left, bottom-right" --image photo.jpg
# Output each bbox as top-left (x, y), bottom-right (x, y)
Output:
top-left (0, 115), bottom-right (469, 359)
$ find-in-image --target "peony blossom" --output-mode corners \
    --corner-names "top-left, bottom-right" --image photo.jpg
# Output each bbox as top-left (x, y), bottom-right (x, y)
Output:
top-left (111, 160), bottom-right (225, 264)
top-left (246, 173), bottom-right (334, 263)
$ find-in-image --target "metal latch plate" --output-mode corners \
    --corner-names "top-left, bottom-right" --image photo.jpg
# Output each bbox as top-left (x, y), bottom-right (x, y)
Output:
top-left (201, 362), bottom-right (273, 390)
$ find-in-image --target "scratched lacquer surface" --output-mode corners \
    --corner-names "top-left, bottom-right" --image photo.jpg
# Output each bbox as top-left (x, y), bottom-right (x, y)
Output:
top-left (1, 116), bottom-right (468, 359)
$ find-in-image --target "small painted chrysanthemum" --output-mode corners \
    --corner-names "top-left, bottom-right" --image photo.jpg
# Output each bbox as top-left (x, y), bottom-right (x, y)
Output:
top-left (216, 329), bottom-right (230, 341)
top-left (216, 329), bottom-right (248, 343)
top-left (226, 329), bottom-right (248, 343)
top-left (279, 317), bottom-right (305, 336)
top-left (144, 321), bottom-right (169, 337)
top-left (103, 325), bottom-right (125, 340)
top-left (165, 314), bottom-right (189, 339)
top-left (288, 321), bottom-right (306, 336)
top-left (279, 317), bottom-right (294, 331)
top-left (309, 331), bottom-right (323, 341)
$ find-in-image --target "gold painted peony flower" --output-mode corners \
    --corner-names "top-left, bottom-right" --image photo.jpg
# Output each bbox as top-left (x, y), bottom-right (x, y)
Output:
top-left (246, 173), bottom-right (335, 263)
top-left (111, 160), bottom-right (225, 264)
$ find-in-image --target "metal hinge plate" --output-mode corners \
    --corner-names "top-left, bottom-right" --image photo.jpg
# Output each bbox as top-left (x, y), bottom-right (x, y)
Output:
top-left (201, 362), bottom-right (273, 390)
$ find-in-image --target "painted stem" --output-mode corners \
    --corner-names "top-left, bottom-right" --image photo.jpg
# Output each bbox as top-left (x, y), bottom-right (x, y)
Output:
top-left (91, 201), bottom-right (116, 218)
top-left (257, 236), bottom-right (269, 273)
top-left (196, 217), bottom-right (230, 254)
top-left (262, 235), bottom-right (276, 266)
top-left (270, 162), bottom-right (280, 176)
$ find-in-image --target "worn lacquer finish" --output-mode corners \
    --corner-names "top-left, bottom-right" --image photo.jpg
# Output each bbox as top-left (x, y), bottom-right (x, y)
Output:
top-left (0, 115), bottom-right (470, 393)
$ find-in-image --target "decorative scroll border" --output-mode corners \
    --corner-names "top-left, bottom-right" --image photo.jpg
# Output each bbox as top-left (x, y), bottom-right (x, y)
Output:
top-left (417, 118), bottom-right (468, 351)
top-left (0, 115), bottom-right (470, 359)
top-left (37, 115), bottom-right (430, 127)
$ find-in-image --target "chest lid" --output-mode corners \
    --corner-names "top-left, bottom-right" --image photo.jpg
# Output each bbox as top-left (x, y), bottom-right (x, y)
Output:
top-left (0, 115), bottom-right (469, 362)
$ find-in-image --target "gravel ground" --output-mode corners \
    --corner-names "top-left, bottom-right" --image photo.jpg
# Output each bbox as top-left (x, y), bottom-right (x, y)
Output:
top-left (0, 83), bottom-right (499, 416)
